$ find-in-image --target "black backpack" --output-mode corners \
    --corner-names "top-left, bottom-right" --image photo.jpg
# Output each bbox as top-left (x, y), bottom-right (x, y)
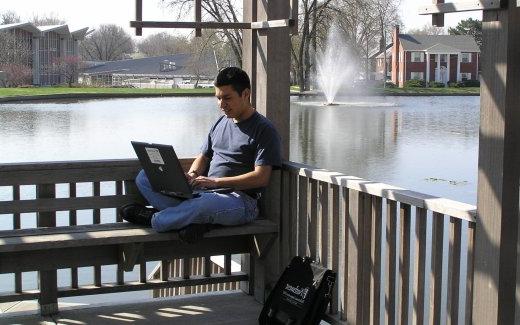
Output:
top-left (259, 256), bottom-right (336, 325)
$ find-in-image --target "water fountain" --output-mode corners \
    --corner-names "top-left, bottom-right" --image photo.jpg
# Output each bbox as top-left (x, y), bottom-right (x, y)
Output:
top-left (316, 24), bottom-right (357, 105)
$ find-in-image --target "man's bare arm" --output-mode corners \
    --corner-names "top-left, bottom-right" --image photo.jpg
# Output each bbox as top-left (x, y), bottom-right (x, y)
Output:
top-left (192, 165), bottom-right (273, 190)
top-left (187, 154), bottom-right (209, 181)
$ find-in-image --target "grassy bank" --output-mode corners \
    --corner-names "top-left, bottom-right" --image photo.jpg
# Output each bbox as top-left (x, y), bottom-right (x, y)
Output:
top-left (0, 87), bottom-right (215, 98)
top-left (379, 86), bottom-right (480, 95)
top-left (290, 85), bottom-right (480, 96)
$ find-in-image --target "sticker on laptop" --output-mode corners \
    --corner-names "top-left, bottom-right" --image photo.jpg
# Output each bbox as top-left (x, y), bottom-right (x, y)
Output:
top-left (145, 147), bottom-right (165, 165)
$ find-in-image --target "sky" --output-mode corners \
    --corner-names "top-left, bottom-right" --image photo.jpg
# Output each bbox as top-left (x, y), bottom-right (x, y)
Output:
top-left (3, 0), bottom-right (481, 37)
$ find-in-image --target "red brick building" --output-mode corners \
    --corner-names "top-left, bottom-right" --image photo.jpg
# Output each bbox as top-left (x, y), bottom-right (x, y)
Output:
top-left (381, 26), bottom-right (480, 87)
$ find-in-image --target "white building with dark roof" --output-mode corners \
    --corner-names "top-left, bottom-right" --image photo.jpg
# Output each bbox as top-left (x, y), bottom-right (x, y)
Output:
top-left (80, 54), bottom-right (219, 88)
top-left (0, 22), bottom-right (89, 86)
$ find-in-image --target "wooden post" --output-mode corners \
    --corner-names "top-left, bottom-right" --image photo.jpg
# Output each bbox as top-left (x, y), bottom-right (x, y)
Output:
top-left (243, 0), bottom-right (291, 303)
top-left (472, 3), bottom-right (520, 324)
top-left (431, 0), bottom-right (445, 27)
top-left (36, 184), bottom-right (58, 316)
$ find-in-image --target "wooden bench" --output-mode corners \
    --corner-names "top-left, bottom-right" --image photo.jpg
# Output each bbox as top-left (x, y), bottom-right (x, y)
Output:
top-left (0, 159), bottom-right (279, 315)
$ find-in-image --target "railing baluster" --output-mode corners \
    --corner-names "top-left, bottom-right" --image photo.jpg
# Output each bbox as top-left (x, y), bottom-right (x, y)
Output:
top-left (204, 256), bottom-right (212, 277)
top-left (431, 212), bottom-right (448, 325)
top-left (386, 199), bottom-right (398, 325)
top-left (331, 184), bottom-right (340, 315)
top-left (224, 255), bottom-right (232, 275)
top-left (13, 185), bottom-right (22, 293)
top-left (116, 180), bottom-right (123, 222)
top-left (449, 218), bottom-right (464, 324)
top-left (361, 193), bottom-right (373, 324)
top-left (281, 171), bottom-right (291, 266)
top-left (415, 208), bottom-right (429, 325)
top-left (68, 183), bottom-right (77, 293)
top-left (399, 203), bottom-right (413, 325)
top-left (93, 182), bottom-right (101, 287)
top-left (346, 189), bottom-right (362, 324)
top-left (319, 181), bottom-right (330, 267)
top-left (298, 176), bottom-right (309, 257)
top-left (161, 260), bottom-right (170, 281)
top-left (140, 261), bottom-right (147, 283)
top-left (289, 173), bottom-right (298, 261)
top-left (372, 196), bottom-right (383, 325)
top-left (36, 183), bottom-right (58, 316)
top-left (309, 179), bottom-right (319, 260)
top-left (466, 222), bottom-right (475, 324)
top-left (340, 187), bottom-right (349, 321)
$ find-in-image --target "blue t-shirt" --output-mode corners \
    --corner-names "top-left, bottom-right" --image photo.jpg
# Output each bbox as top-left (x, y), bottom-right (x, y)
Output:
top-left (201, 111), bottom-right (281, 193)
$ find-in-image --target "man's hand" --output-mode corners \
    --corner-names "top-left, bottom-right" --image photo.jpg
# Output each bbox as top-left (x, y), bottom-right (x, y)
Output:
top-left (191, 176), bottom-right (220, 189)
top-left (186, 171), bottom-right (197, 183)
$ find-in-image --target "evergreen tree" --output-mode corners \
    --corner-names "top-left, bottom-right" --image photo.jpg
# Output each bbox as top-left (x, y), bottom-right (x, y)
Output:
top-left (448, 18), bottom-right (482, 49)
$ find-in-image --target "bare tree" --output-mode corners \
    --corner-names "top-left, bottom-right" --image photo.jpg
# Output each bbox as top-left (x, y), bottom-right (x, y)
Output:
top-left (80, 25), bottom-right (135, 61)
top-left (291, 0), bottom-right (335, 91)
top-left (53, 55), bottom-right (83, 87)
top-left (1, 11), bottom-right (21, 25)
top-left (0, 32), bottom-right (31, 65)
top-left (30, 14), bottom-right (66, 26)
top-left (407, 24), bottom-right (446, 35)
top-left (372, 0), bottom-right (401, 85)
top-left (161, 0), bottom-right (243, 66)
top-left (137, 32), bottom-right (191, 57)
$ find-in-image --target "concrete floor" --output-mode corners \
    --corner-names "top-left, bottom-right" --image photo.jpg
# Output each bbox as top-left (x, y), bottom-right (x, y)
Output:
top-left (0, 291), bottom-right (263, 325)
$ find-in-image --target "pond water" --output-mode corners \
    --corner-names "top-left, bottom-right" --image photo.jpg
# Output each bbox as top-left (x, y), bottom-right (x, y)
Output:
top-left (0, 95), bottom-right (479, 203)
top-left (0, 95), bottom-right (479, 305)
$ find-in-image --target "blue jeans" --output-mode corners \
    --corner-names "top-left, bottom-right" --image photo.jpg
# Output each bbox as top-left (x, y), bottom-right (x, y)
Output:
top-left (135, 170), bottom-right (259, 232)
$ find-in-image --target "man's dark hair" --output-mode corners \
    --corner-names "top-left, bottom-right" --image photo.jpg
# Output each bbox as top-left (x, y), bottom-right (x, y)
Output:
top-left (214, 67), bottom-right (251, 95)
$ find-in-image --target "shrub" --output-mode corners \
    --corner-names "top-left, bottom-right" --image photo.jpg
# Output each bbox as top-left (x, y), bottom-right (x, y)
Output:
top-left (404, 79), bottom-right (425, 88)
top-left (0, 63), bottom-right (32, 87)
top-left (462, 79), bottom-right (480, 87)
top-left (385, 81), bottom-right (397, 88)
top-left (448, 81), bottom-right (460, 88)
top-left (428, 81), bottom-right (445, 88)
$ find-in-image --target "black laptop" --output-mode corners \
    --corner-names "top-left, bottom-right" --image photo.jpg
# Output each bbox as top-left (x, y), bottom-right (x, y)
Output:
top-left (131, 141), bottom-right (233, 199)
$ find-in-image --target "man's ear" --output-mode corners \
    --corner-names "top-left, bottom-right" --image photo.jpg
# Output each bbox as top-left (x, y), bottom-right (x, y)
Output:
top-left (242, 88), bottom-right (251, 103)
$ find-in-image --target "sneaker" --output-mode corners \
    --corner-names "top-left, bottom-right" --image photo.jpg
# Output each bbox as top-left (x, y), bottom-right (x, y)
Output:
top-left (178, 223), bottom-right (215, 244)
top-left (120, 203), bottom-right (157, 227)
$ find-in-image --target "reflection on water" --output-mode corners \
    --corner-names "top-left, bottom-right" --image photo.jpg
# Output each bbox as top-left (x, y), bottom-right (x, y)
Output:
top-left (290, 95), bottom-right (479, 204)
top-left (0, 96), bottom-right (479, 204)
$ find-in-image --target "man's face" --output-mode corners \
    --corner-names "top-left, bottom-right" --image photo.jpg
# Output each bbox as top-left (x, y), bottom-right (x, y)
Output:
top-left (215, 85), bottom-right (250, 120)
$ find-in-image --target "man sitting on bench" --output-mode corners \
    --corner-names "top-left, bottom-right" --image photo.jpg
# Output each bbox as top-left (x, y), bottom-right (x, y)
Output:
top-left (121, 67), bottom-right (281, 241)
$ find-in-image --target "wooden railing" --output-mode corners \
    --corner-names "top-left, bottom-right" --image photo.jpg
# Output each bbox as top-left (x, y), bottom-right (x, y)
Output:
top-left (0, 159), bottom-right (477, 322)
top-left (279, 161), bottom-right (476, 325)
top-left (0, 159), bottom-right (250, 307)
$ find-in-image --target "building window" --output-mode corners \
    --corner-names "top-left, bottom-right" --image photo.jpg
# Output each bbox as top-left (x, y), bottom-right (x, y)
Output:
top-left (435, 54), bottom-right (448, 62)
top-left (461, 53), bottom-right (472, 63)
top-left (460, 72), bottom-right (472, 80)
top-left (410, 72), bottom-right (424, 80)
top-left (411, 52), bottom-right (424, 63)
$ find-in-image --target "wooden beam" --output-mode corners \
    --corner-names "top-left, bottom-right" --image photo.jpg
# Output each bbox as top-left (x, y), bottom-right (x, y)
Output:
top-left (432, 0), bottom-right (445, 27)
top-left (472, 3), bottom-right (520, 324)
top-left (130, 20), bottom-right (293, 31)
top-left (130, 21), bottom-right (251, 30)
top-left (251, 19), bottom-right (293, 29)
top-left (419, 0), bottom-right (505, 15)
top-left (135, 0), bottom-right (142, 36)
top-left (195, 0), bottom-right (202, 37)
top-left (290, 0), bottom-right (298, 35)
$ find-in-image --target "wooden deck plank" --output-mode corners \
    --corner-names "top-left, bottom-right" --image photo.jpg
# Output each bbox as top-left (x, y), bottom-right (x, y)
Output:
top-left (0, 291), bottom-right (261, 324)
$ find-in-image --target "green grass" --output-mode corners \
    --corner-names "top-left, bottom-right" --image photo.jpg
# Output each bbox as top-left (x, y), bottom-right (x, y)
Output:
top-left (377, 86), bottom-right (480, 95)
top-left (0, 87), bottom-right (215, 98)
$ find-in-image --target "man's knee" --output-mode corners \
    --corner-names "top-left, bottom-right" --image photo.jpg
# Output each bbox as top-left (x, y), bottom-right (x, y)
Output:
top-left (135, 169), bottom-right (148, 190)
